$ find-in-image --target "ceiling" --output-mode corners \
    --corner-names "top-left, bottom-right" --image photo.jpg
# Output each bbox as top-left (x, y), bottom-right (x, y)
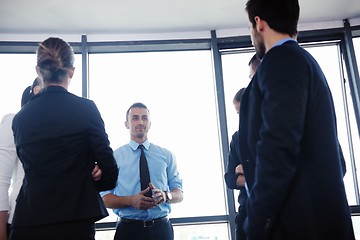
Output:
top-left (1, 0), bottom-right (360, 40)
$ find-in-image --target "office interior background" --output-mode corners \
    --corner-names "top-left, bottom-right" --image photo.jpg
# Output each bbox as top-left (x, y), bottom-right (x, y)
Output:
top-left (1, 0), bottom-right (360, 239)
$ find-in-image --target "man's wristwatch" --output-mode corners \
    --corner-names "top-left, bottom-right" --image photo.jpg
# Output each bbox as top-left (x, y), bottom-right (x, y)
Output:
top-left (164, 191), bottom-right (172, 203)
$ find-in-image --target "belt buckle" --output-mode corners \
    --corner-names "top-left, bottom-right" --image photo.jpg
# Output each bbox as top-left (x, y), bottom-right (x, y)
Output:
top-left (143, 220), bottom-right (155, 228)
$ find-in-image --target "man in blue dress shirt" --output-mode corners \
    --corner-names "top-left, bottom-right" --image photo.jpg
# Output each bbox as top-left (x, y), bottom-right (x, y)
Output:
top-left (101, 102), bottom-right (183, 240)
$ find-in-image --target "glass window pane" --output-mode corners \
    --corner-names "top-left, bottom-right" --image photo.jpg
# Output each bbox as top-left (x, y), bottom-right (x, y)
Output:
top-left (95, 229), bottom-right (116, 240)
top-left (352, 215), bottom-right (360, 240)
top-left (352, 37), bottom-right (360, 202)
top-left (222, 51), bottom-right (255, 140)
top-left (88, 51), bottom-right (227, 220)
top-left (221, 51), bottom-right (256, 210)
top-left (354, 37), bottom-right (360, 66)
top-left (174, 223), bottom-right (229, 240)
top-left (0, 54), bottom-right (82, 120)
top-left (68, 54), bottom-right (82, 96)
top-left (0, 54), bottom-right (37, 119)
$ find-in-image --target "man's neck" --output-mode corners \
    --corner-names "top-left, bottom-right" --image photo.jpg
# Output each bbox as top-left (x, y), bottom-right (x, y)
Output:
top-left (132, 137), bottom-right (148, 145)
top-left (265, 31), bottom-right (294, 53)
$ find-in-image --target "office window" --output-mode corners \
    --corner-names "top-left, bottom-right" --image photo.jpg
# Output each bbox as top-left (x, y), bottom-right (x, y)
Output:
top-left (88, 50), bottom-right (228, 223)
top-left (68, 54), bottom-right (83, 96)
top-left (348, 36), bottom-right (360, 205)
top-left (354, 37), bottom-right (360, 65)
top-left (221, 51), bottom-right (255, 210)
top-left (95, 230), bottom-right (115, 240)
top-left (0, 54), bottom-right (37, 119)
top-left (222, 51), bottom-right (255, 142)
top-left (352, 215), bottom-right (360, 239)
top-left (347, 34), bottom-right (360, 239)
top-left (0, 53), bottom-right (82, 120)
top-left (174, 223), bottom-right (229, 240)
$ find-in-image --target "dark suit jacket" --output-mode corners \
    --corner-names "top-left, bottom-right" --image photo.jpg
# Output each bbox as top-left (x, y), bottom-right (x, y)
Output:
top-left (225, 130), bottom-right (248, 240)
top-left (239, 41), bottom-right (355, 240)
top-left (225, 131), bottom-right (248, 207)
top-left (12, 86), bottom-right (118, 227)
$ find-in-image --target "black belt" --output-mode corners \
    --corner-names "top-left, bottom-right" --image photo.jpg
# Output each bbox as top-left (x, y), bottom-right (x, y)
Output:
top-left (120, 216), bottom-right (169, 228)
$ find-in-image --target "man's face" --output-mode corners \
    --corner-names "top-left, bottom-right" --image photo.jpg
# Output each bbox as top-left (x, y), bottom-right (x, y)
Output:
top-left (249, 21), bottom-right (266, 60)
top-left (126, 107), bottom-right (151, 140)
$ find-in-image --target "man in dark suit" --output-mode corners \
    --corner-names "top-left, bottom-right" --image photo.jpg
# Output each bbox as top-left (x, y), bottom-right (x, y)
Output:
top-left (10, 37), bottom-right (118, 240)
top-left (239, 0), bottom-right (355, 239)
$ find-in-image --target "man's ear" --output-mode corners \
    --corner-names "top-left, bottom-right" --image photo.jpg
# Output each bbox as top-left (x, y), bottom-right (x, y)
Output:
top-left (254, 16), bottom-right (264, 32)
top-left (124, 121), bottom-right (129, 129)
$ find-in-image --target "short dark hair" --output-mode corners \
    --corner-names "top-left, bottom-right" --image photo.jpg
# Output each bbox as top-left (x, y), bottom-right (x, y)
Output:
top-left (246, 0), bottom-right (299, 37)
top-left (21, 78), bottom-right (40, 107)
top-left (233, 88), bottom-right (246, 103)
top-left (125, 102), bottom-right (149, 121)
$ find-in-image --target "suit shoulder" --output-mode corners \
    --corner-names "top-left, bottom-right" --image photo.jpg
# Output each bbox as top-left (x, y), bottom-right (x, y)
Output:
top-left (266, 42), bottom-right (310, 62)
top-left (69, 93), bottom-right (95, 104)
top-left (261, 42), bottom-right (313, 76)
top-left (67, 94), bottom-right (99, 111)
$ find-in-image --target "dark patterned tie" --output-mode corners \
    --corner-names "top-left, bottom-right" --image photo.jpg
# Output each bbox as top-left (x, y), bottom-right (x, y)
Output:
top-left (139, 144), bottom-right (151, 197)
